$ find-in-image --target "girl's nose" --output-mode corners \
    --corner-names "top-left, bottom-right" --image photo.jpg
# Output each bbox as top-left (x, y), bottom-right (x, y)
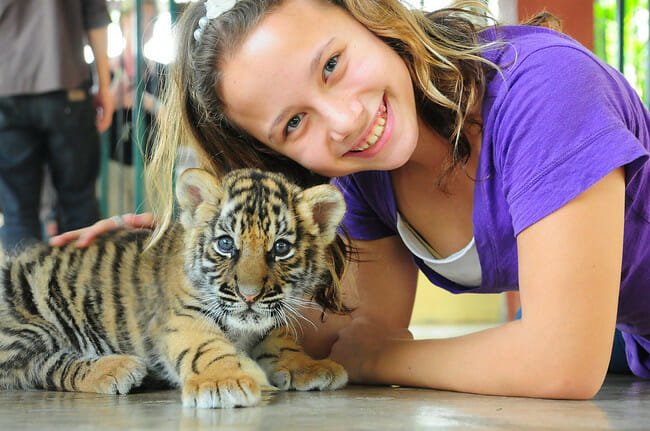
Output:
top-left (326, 97), bottom-right (364, 144)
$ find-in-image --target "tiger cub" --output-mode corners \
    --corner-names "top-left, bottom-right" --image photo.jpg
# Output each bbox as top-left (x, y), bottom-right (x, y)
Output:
top-left (0, 168), bottom-right (349, 408)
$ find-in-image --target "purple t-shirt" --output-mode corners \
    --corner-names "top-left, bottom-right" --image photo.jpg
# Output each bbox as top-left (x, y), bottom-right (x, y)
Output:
top-left (333, 26), bottom-right (650, 375)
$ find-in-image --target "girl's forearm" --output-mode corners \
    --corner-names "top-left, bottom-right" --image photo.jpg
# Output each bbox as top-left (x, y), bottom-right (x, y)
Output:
top-left (364, 321), bottom-right (607, 400)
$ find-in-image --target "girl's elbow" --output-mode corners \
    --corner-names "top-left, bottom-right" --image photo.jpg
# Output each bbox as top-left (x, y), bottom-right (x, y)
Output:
top-left (537, 362), bottom-right (607, 400)
top-left (523, 337), bottom-right (611, 399)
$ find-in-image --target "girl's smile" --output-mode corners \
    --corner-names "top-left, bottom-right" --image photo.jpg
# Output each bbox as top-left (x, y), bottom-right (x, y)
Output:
top-left (345, 94), bottom-right (393, 159)
top-left (220, 0), bottom-right (418, 177)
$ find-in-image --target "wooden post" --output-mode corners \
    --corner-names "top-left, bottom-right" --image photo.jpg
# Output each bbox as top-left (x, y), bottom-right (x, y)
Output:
top-left (517, 0), bottom-right (594, 50)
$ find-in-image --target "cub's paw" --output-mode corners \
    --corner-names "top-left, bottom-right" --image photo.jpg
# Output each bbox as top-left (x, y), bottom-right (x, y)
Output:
top-left (268, 357), bottom-right (348, 391)
top-left (182, 373), bottom-right (261, 408)
top-left (80, 354), bottom-right (147, 395)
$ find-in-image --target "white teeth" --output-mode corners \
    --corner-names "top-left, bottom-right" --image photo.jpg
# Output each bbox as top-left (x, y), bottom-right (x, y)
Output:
top-left (351, 104), bottom-right (387, 152)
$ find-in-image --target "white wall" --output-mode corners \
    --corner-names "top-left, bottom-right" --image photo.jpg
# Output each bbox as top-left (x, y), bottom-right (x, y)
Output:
top-left (497, 0), bottom-right (518, 24)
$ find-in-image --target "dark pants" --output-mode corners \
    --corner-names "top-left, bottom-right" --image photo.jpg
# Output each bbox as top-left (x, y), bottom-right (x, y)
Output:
top-left (0, 87), bottom-right (100, 253)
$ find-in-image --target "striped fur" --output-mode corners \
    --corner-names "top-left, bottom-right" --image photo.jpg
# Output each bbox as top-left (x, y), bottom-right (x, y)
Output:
top-left (0, 168), bottom-right (348, 408)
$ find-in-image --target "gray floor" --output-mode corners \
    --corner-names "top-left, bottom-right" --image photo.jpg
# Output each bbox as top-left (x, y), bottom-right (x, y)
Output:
top-left (1, 375), bottom-right (648, 430)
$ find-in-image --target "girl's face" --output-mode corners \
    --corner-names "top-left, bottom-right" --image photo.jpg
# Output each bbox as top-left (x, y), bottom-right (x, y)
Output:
top-left (220, 0), bottom-right (419, 177)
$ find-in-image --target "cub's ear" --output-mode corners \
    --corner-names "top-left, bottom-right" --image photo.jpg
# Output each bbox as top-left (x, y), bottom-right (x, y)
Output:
top-left (298, 184), bottom-right (346, 244)
top-left (176, 168), bottom-right (221, 226)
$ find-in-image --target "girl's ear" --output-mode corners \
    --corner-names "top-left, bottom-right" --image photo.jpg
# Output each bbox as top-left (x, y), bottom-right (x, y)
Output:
top-left (175, 168), bottom-right (222, 225)
top-left (298, 184), bottom-right (346, 244)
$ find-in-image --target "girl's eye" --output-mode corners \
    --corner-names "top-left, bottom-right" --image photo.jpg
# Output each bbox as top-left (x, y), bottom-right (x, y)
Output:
top-left (323, 55), bottom-right (339, 80)
top-left (285, 114), bottom-right (303, 136)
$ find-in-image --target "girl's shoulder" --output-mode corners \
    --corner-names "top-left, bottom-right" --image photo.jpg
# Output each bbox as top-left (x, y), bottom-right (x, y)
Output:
top-left (480, 24), bottom-right (595, 73)
top-left (480, 24), bottom-right (631, 117)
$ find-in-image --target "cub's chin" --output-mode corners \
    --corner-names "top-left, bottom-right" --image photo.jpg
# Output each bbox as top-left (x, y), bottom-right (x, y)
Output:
top-left (224, 307), bottom-right (277, 335)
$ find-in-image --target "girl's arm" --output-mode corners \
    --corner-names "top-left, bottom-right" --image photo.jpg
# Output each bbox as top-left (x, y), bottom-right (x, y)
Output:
top-left (298, 233), bottom-right (420, 359)
top-left (331, 168), bottom-right (625, 399)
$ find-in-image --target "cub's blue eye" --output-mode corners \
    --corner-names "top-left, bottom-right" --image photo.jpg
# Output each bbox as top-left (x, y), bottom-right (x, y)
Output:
top-left (216, 235), bottom-right (235, 256)
top-left (273, 239), bottom-right (293, 259)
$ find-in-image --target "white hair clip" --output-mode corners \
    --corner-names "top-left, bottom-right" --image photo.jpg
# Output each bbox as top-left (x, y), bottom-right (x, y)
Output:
top-left (193, 0), bottom-right (238, 42)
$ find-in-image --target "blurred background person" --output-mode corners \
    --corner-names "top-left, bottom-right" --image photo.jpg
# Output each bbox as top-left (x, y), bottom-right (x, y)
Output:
top-left (105, 0), bottom-right (167, 214)
top-left (0, 0), bottom-right (114, 253)
top-left (108, 0), bottom-right (163, 166)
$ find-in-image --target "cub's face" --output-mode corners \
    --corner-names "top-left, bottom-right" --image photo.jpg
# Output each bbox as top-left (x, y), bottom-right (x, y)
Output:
top-left (176, 168), bottom-right (345, 335)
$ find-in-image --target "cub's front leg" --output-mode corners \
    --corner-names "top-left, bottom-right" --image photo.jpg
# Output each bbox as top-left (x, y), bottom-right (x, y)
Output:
top-left (251, 327), bottom-right (348, 391)
top-left (161, 314), bottom-right (265, 408)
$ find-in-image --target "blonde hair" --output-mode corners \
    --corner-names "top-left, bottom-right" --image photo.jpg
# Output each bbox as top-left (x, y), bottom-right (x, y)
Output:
top-left (147, 0), bottom-right (554, 278)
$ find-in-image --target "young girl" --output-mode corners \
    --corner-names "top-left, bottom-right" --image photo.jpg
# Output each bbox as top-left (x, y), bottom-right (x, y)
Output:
top-left (51, 0), bottom-right (650, 399)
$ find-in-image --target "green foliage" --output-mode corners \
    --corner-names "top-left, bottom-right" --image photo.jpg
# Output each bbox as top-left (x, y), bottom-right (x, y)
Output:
top-left (594, 0), bottom-right (649, 105)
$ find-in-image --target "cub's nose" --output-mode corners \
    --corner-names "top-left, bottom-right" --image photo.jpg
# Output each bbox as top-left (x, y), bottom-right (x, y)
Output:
top-left (238, 284), bottom-right (261, 304)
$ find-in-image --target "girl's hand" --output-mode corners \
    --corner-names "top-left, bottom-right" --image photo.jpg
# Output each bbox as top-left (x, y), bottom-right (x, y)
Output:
top-left (329, 317), bottom-right (413, 383)
top-left (49, 213), bottom-right (155, 248)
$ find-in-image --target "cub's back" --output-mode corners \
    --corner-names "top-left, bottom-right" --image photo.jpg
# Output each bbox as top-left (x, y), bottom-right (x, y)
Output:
top-left (0, 227), bottom-right (183, 324)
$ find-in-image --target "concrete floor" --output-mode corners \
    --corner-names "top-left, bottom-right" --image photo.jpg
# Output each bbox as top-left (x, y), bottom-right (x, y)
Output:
top-left (0, 374), bottom-right (648, 430)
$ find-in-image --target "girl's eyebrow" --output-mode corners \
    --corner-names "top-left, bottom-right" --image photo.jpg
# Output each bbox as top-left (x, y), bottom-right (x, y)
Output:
top-left (268, 106), bottom-right (292, 142)
top-left (267, 37), bottom-right (336, 142)
top-left (310, 37), bottom-right (335, 75)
